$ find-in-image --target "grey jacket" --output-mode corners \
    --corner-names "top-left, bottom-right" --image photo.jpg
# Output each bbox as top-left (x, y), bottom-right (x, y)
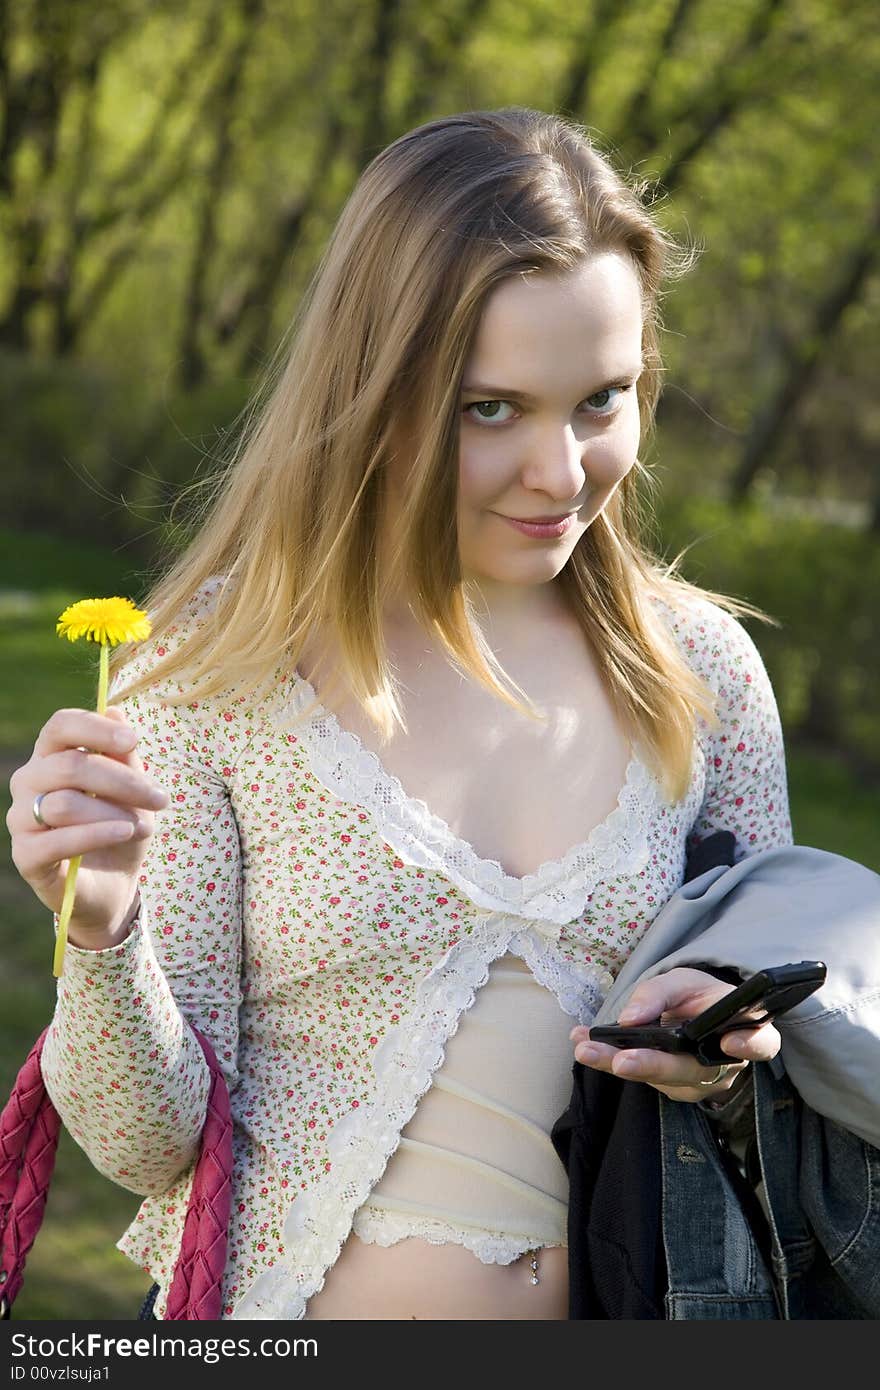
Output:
top-left (593, 844), bottom-right (880, 1151)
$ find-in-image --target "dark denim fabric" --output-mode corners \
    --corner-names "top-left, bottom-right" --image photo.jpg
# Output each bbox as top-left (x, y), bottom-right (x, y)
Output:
top-left (656, 1060), bottom-right (880, 1319)
top-left (752, 1062), bottom-right (880, 1318)
top-left (658, 1086), bottom-right (778, 1319)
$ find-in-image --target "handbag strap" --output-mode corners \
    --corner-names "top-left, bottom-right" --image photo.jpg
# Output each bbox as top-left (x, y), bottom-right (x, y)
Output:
top-left (164, 1029), bottom-right (233, 1320)
top-left (0, 1028), bottom-right (61, 1317)
top-left (0, 1024), bottom-right (232, 1320)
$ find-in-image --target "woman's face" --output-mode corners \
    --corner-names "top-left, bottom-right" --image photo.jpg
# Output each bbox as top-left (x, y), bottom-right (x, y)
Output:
top-left (455, 252), bottom-right (644, 611)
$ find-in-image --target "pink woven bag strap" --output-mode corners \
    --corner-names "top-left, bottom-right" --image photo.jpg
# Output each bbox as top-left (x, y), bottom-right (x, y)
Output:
top-left (0, 1028), bottom-right (61, 1317)
top-left (163, 1029), bottom-right (233, 1320)
top-left (0, 1024), bottom-right (232, 1320)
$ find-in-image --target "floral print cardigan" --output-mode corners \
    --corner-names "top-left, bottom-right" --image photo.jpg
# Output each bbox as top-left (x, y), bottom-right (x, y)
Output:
top-left (40, 578), bottom-right (793, 1319)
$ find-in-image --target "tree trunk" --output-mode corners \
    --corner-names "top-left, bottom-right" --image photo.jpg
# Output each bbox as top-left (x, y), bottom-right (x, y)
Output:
top-left (177, 0), bottom-right (268, 390)
top-left (656, 0), bottom-right (787, 196)
top-left (728, 197), bottom-right (880, 503)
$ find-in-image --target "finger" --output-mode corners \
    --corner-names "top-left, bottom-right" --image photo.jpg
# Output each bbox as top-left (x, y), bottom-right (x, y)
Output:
top-left (21, 749), bottom-right (168, 814)
top-left (33, 707), bottom-right (139, 760)
top-left (12, 819), bottom-right (140, 884)
top-left (616, 969), bottom-right (735, 1024)
top-left (20, 788), bottom-right (148, 833)
top-left (718, 1021), bottom-right (781, 1063)
top-left (573, 1036), bottom-right (629, 1071)
top-left (607, 1047), bottom-right (749, 1089)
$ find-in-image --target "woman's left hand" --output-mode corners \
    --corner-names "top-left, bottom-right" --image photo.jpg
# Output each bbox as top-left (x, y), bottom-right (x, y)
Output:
top-left (569, 967), bottom-right (782, 1103)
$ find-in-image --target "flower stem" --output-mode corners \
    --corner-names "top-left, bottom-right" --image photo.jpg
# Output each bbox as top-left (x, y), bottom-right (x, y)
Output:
top-left (96, 641), bottom-right (110, 714)
top-left (53, 644), bottom-right (111, 978)
top-left (52, 857), bottom-right (81, 978)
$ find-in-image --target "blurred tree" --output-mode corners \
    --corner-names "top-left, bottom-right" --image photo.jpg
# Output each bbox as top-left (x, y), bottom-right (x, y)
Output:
top-left (728, 196), bottom-right (880, 502)
top-left (0, 0), bottom-right (877, 500)
top-left (0, 0), bottom-right (227, 354)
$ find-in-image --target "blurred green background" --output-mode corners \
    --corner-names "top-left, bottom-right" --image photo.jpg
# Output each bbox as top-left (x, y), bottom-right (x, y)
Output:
top-left (1, 0), bottom-right (877, 1319)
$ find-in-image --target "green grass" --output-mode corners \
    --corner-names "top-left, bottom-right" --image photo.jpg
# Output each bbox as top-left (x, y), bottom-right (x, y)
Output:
top-left (0, 525), bottom-right (151, 597)
top-left (0, 529), bottom-right (154, 745)
top-left (1, 534), bottom-right (877, 1320)
top-left (787, 744), bottom-right (879, 872)
top-left (0, 591), bottom-right (102, 745)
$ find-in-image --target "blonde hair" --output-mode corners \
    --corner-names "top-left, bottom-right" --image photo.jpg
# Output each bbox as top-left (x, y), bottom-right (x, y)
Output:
top-left (110, 105), bottom-right (773, 803)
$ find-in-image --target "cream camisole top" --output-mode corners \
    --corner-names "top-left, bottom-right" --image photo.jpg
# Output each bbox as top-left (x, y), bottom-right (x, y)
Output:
top-left (350, 952), bottom-right (575, 1263)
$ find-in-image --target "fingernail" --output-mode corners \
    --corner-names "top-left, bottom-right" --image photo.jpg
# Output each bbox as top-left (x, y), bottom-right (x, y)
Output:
top-left (575, 1044), bottom-right (601, 1065)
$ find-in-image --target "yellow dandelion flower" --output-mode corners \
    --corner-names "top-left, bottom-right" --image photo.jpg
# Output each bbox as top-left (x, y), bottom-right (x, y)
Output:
top-left (56, 596), bottom-right (152, 647)
top-left (52, 595), bottom-right (151, 978)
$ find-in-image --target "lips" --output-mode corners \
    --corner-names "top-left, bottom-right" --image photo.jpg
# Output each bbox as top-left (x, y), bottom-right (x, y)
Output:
top-left (499, 513), bottom-right (575, 538)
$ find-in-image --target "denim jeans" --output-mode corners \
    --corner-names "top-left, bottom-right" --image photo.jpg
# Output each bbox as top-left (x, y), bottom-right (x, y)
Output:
top-left (659, 1059), bottom-right (880, 1319)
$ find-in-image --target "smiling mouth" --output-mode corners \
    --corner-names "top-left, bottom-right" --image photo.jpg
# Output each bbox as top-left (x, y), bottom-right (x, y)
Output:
top-left (506, 514), bottom-right (576, 523)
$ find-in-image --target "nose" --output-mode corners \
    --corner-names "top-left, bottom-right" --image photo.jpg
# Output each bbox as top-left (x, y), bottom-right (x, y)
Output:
top-left (521, 424), bottom-right (587, 502)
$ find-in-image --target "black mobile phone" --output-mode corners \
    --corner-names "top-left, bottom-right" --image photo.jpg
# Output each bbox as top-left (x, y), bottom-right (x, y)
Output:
top-left (588, 960), bottom-right (827, 1065)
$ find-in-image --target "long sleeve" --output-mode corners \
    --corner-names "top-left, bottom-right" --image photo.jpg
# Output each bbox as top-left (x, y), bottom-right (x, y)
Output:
top-left (670, 597), bottom-right (793, 861)
top-left (40, 582), bottom-right (244, 1196)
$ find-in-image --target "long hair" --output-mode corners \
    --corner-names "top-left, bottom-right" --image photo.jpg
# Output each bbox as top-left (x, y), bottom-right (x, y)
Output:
top-left (109, 105), bottom-right (772, 803)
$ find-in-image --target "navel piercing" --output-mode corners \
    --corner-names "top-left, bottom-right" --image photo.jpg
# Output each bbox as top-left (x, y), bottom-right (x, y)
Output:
top-left (528, 1249), bottom-right (539, 1285)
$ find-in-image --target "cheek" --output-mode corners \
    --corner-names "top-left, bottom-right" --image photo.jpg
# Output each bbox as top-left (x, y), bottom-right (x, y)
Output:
top-left (458, 440), bottom-right (504, 504)
top-left (585, 416), bottom-right (640, 489)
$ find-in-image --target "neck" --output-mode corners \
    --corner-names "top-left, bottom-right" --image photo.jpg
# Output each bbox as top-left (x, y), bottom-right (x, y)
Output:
top-left (379, 579), bottom-right (572, 654)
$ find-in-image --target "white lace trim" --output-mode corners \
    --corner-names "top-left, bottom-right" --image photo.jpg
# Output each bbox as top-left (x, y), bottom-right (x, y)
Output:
top-left (229, 915), bottom-right (611, 1319)
top-left (349, 1207), bottom-right (564, 1264)
top-left (273, 675), bottom-right (659, 924)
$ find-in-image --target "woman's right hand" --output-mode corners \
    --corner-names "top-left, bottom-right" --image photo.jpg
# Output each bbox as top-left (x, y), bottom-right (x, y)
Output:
top-left (6, 705), bottom-right (170, 943)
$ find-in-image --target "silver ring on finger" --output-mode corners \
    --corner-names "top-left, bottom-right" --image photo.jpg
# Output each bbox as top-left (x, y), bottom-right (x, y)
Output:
top-left (697, 1062), bottom-right (740, 1087)
top-left (32, 792), bottom-right (50, 828)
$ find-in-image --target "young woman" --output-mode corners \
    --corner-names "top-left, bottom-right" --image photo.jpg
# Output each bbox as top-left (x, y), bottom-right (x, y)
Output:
top-left (8, 107), bottom-right (792, 1320)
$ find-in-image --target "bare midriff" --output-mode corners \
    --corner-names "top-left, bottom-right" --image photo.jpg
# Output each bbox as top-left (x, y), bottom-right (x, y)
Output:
top-left (303, 1234), bottom-right (569, 1320)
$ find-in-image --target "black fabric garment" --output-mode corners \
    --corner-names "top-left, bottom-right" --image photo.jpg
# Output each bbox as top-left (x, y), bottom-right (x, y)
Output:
top-left (681, 831), bottom-right (737, 885)
top-left (550, 829), bottom-right (739, 1320)
top-left (551, 1056), bottom-right (667, 1317)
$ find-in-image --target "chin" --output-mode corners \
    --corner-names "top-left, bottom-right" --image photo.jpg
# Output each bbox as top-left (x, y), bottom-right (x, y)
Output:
top-left (463, 557), bottom-right (574, 588)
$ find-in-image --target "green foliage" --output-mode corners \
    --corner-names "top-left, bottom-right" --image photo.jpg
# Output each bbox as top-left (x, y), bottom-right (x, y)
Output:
top-left (786, 745), bottom-right (879, 870)
top-left (1, 0), bottom-right (876, 509)
top-left (654, 493), bottom-right (880, 771)
top-left (0, 529), bottom-right (145, 595)
top-left (0, 351), bottom-right (251, 565)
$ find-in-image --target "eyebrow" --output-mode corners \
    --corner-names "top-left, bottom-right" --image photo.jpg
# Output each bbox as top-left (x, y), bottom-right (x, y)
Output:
top-left (461, 365), bottom-right (644, 401)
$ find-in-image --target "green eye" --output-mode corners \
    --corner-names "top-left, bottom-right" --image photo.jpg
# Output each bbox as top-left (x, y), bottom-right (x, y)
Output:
top-left (463, 384), bottom-right (632, 426)
top-left (466, 400), bottom-right (516, 423)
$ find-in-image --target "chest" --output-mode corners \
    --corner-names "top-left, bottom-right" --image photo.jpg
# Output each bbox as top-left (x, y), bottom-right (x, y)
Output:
top-left (296, 617), bottom-right (634, 881)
